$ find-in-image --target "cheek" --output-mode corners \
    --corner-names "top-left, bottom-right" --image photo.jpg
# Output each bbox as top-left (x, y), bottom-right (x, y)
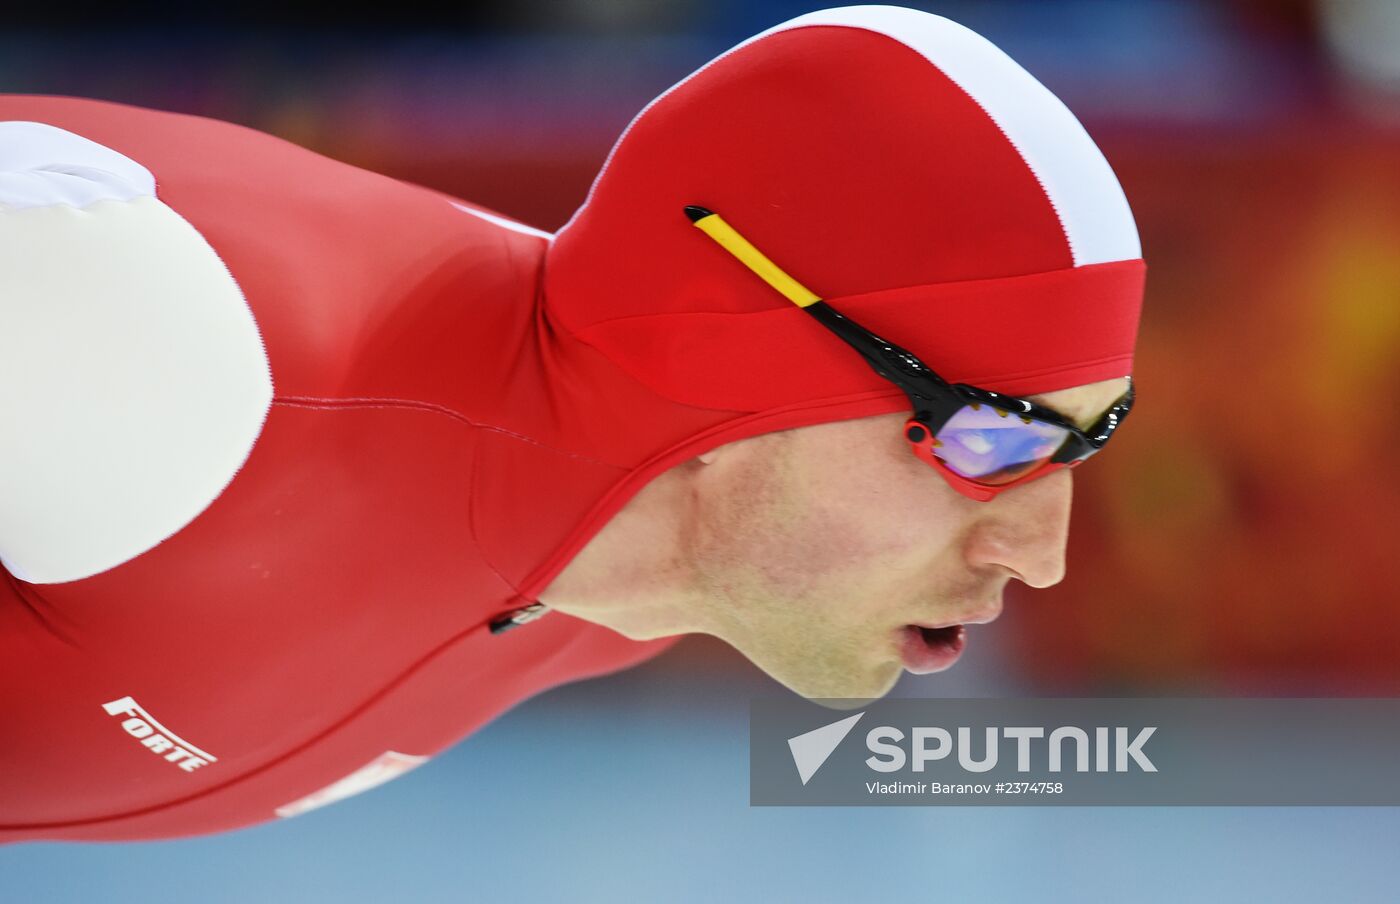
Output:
top-left (807, 448), bottom-right (963, 557)
top-left (805, 454), bottom-right (981, 604)
top-left (706, 456), bottom-right (963, 602)
top-left (690, 455), bottom-right (842, 599)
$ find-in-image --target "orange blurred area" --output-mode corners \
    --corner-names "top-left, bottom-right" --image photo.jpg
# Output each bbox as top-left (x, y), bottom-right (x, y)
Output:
top-left (1023, 119), bottom-right (1400, 692)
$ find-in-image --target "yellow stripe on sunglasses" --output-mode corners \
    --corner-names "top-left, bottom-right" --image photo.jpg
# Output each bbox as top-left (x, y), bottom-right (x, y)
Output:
top-left (684, 205), bottom-right (821, 308)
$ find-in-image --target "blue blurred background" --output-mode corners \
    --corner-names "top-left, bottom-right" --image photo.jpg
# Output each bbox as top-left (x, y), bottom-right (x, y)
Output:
top-left (5, 1), bottom-right (1400, 900)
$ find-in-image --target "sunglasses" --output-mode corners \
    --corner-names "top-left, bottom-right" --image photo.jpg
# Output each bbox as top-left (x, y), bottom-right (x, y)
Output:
top-left (684, 205), bottom-right (1134, 502)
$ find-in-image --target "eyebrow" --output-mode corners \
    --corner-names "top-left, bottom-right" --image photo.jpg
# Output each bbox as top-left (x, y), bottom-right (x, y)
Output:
top-left (1066, 406), bottom-right (1106, 432)
top-left (1026, 398), bottom-right (1114, 432)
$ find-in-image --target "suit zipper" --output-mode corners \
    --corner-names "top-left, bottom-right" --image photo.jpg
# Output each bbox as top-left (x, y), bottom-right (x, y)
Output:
top-left (489, 602), bottom-right (551, 634)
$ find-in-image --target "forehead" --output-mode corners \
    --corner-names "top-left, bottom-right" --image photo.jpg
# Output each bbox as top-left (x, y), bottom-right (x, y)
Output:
top-left (1023, 377), bottom-right (1130, 430)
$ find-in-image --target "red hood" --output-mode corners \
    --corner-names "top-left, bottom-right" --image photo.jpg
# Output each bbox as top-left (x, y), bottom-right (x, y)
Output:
top-left (515, 6), bottom-right (1144, 602)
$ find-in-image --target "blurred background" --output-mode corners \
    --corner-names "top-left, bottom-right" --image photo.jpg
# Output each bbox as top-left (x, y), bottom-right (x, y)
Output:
top-left (3, 1), bottom-right (1399, 901)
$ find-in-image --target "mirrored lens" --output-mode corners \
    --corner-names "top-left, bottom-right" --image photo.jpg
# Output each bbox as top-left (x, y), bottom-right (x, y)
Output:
top-left (932, 405), bottom-right (1072, 485)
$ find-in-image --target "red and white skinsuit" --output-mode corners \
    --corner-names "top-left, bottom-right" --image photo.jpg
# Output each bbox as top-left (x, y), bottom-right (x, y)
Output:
top-left (0, 8), bottom-right (1144, 841)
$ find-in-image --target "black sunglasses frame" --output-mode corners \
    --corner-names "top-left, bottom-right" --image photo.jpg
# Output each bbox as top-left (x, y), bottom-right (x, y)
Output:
top-left (802, 300), bottom-right (1134, 465)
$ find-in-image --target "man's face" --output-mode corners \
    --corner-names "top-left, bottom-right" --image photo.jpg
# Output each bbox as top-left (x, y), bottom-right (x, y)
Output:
top-left (682, 377), bottom-right (1130, 701)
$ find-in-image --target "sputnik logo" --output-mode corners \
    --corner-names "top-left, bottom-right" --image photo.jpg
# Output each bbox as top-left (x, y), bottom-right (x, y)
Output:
top-left (787, 712), bottom-right (865, 785)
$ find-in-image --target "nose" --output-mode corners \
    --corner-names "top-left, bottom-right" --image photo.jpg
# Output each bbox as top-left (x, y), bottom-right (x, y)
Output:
top-left (961, 468), bottom-right (1074, 589)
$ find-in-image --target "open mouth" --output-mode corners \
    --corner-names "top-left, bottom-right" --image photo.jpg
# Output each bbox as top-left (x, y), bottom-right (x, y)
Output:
top-left (898, 624), bottom-right (967, 675)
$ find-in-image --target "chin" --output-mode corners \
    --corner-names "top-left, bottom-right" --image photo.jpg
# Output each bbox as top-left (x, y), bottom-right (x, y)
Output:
top-left (606, 620), bottom-right (684, 641)
top-left (806, 695), bottom-right (884, 712)
top-left (780, 662), bottom-right (904, 708)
